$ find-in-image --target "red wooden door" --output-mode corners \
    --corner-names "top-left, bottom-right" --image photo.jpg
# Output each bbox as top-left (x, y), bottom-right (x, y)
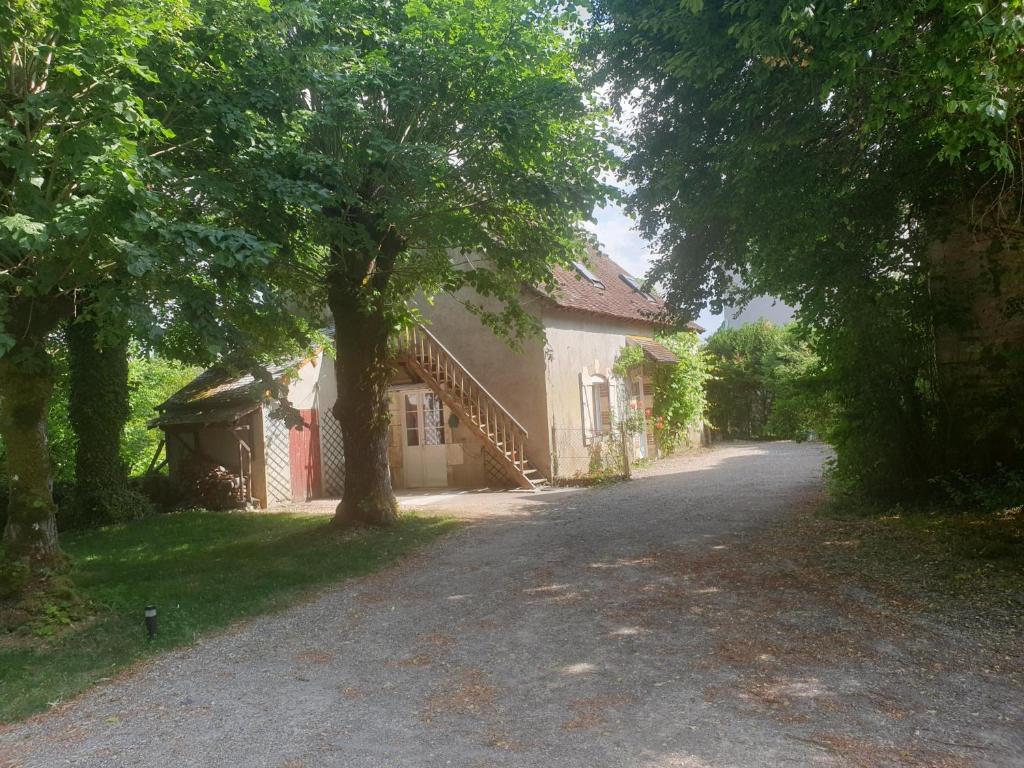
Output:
top-left (289, 409), bottom-right (323, 502)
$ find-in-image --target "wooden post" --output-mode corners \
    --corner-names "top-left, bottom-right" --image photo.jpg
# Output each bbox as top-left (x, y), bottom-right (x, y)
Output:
top-left (145, 436), bottom-right (166, 475)
top-left (620, 420), bottom-right (631, 480)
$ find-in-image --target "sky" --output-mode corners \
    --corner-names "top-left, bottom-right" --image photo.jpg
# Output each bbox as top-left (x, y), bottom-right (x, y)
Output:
top-left (584, 88), bottom-right (723, 336)
top-left (586, 199), bottom-right (724, 336)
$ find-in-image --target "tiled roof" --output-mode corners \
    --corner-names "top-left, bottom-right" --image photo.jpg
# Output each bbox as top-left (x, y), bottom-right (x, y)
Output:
top-left (151, 329), bottom-right (336, 427)
top-left (150, 359), bottom-right (300, 427)
top-left (539, 247), bottom-right (701, 331)
top-left (627, 336), bottom-right (678, 365)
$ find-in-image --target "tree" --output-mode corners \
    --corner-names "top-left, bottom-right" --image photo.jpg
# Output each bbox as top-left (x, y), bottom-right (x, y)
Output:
top-left (65, 312), bottom-right (136, 527)
top-left (1, 0), bottom-right (314, 573)
top-left (592, 1), bottom-right (1024, 492)
top-left (238, 0), bottom-right (611, 524)
top-left (704, 321), bottom-right (823, 440)
top-left (0, 0), bottom-right (192, 563)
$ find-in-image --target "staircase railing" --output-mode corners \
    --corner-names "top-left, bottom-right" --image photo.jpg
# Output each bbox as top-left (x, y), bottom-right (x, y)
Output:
top-left (396, 324), bottom-right (534, 483)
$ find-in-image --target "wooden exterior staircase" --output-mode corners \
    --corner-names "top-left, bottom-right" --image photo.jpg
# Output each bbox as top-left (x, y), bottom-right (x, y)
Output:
top-left (396, 324), bottom-right (547, 490)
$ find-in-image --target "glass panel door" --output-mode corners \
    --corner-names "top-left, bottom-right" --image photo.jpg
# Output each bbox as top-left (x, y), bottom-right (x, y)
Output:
top-left (401, 390), bottom-right (448, 488)
top-left (422, 392), bottom-right (446, 446)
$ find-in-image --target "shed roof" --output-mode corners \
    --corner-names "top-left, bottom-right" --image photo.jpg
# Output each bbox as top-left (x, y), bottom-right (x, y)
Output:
top-left (627, 336), bottom-right (679, 365)
top-left (150, 358), bottom-right (301, 428)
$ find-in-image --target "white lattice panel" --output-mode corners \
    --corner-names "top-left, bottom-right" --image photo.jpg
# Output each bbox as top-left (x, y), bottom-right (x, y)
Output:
top-left (264, 408), bottom-right (292, 505)
top-left (320, 409), bottom-right (345, 497)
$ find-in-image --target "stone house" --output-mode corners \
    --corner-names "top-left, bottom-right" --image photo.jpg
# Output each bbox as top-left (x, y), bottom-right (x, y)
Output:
top-left (151, 250), bottom-right (701, 506)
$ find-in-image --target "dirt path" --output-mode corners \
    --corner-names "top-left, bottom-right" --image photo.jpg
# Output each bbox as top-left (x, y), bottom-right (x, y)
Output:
top-left (2, 442), bottom-right (1021, 767)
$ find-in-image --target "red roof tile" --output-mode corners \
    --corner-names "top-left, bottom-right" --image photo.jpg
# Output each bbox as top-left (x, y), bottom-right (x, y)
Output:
top-left (627, 336), bottom-right (679, 364)
top-left (538, 248), bottom-right (701, 331)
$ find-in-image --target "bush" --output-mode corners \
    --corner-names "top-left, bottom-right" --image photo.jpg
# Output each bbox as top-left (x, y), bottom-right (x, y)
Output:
top-left (704, 321), bottom-right (826, 440)
top-left (134, 472), bottom-right (185, 511)
top-left (60, 486), bottom-right (152, 532)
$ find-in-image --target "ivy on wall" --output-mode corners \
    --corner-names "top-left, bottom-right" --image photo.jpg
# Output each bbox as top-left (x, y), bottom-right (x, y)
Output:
top-left (613, 331), bottom-right (709, 455)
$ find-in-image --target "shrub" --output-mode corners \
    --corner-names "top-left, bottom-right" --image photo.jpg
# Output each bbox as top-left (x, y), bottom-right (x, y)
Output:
top-left (135, 472), bottom-right (186, 512)
top-left (704, 321), bottom-right (826, 440)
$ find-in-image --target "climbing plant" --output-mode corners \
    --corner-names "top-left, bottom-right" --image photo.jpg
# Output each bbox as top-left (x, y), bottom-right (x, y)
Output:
top-left (613, 332), bottom-right (709, 455)
top-left (651, 332), bottom-right (709, 453)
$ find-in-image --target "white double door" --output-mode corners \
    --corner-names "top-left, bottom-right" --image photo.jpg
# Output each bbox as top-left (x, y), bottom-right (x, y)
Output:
top-left (401, 389), bottom-right (448, 488)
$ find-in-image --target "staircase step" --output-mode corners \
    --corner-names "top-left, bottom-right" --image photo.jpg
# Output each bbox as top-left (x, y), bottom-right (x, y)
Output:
top-left (404, 331), bottom-right (537, 489)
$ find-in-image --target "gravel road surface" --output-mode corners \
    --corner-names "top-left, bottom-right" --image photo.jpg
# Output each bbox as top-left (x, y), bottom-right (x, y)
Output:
top-left (2, 442), bottom-right (1020, 767)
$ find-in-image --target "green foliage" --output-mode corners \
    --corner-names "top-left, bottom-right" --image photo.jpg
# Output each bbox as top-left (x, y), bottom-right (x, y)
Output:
top-left (591, 0), bottom-right (1024, 494)
top-left (612, 345), bottom-right (646, 378)
top-left (216, 0), bottom-right (614, 333)
top-left (187, 0), bottom-right (614, 521)
top-left (44, 345), bottom-right (76, 486)
top-left (2, 350), bottom-right (198, 483)
top-left (704, 322), bottom-right (824, 440)
top-left (1, 0), bottom-right (319, 561)
top-left (615, 332), bottom-right (709, 454)
top-left (66, 317), bottom-right (139, 528)
top-left (0, 511), bottom-right (457, 722)
top-left (1, 348), bottom-right (197, 533)
top-left (124, 353), bottom-right (200, 475)
top-left (651, 331), bottom-right (709, 453)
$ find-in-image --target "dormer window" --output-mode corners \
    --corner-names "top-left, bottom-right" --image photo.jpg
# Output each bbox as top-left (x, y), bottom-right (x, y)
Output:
top-left (620, 273), bottom-right (655, 302)
top-left (572, 261), bottom-right (605, 289)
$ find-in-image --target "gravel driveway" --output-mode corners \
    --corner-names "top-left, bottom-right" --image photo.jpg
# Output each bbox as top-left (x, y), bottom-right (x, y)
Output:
top-left (2, 442), bottom-right (1021, 767)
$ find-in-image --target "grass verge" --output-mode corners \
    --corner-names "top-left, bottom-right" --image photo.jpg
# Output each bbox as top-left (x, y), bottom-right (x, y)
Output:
top-left (0, 510), bottom-right (457, 723)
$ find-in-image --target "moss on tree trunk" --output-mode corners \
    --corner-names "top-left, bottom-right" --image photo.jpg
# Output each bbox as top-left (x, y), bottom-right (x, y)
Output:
top-left (929, 220), bottom-right (1024, 472)
top-left (329, 305), bottom-right (398, 527)
top-left (0, 350), bottom-right (61, 564)
top-left (66, 315), bottom-right (135, 528)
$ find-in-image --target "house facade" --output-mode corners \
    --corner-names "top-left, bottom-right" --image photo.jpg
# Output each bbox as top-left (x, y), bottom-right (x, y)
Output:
top-left (152, 250), bottom-right (702, 507)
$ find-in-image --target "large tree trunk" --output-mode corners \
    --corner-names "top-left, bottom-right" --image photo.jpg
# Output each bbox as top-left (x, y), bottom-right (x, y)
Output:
top-left (66, 314), bottom-right (134, 528)
top-left (0, 346), bottom-right (61, 564)
top-left (928, 215), bottom-right (1024, 472)
top-left (328, 283), bottom-right (398, 527)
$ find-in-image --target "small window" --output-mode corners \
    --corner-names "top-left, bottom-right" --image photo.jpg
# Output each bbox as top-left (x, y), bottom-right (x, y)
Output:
top-left (580, 375), bottom-right (612, 443)
top-left (572, 261), bottom-right (605, 289)
top-left (620, 273), bottom-right (655, 301)
top-left (422, 393), bottom-right (446, 446)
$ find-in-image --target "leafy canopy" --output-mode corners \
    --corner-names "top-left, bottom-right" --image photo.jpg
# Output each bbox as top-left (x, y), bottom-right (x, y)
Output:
top-left (232, 0), bottom-right (613, 334)
top-left (591, 0), bottom-right (1024, 491)
top-left (1, 0), bottom-right (316, 365)
top-left (592, 0), bottom-right (1024, 318)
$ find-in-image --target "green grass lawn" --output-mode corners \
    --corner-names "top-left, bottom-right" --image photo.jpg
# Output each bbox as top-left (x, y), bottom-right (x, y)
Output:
top-left (0, 510), bottom-right (457, 723)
